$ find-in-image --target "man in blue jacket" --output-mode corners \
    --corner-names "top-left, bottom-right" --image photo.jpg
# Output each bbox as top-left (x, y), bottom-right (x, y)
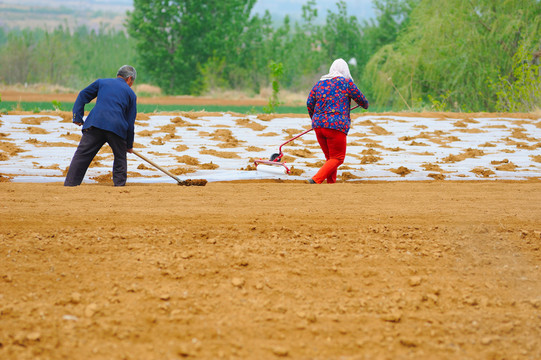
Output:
top-left (64, 65), bottom-right (137, 186)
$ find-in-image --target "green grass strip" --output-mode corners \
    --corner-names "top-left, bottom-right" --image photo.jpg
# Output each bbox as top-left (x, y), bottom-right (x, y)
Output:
top-left (0, 101), bottom-right (385, 114)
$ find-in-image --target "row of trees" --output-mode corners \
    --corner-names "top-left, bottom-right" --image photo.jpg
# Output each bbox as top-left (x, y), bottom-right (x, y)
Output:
top-left (0, 26), bottom-right (136, 89)
top-left (126, 0), bottom-right (377, 95)
top-left (0, 0), bottom-right (539, 112)
top-left (125, 0), bottom-right (424, 99)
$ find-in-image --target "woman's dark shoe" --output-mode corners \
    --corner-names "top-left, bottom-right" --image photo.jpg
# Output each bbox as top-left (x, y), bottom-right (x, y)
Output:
top-left (308, 178), bottom-right (316, 184)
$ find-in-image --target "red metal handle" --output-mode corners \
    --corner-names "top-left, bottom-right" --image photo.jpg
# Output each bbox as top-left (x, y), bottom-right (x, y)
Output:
top-left (276, 104), bottom-right (362, 159)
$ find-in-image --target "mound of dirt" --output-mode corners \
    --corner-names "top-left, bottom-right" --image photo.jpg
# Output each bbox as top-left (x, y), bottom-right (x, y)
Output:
top-left (371, 125), bottom-right (392, 135)
top-left (305, 160), bottom-right (326, 168)
top-left (60, 132), bottom-right (82, 142)
top-left (471, 167), bottom-right (495, 178)
top-left (340, 171), bottom-right (361, 180)
top-left (288, 167), bottom-right (305, 176)
top-left (137, 164), bottom-right (153, 170)
top-left (171, 167), bottom-right (196, 175)
top-left (289, 149), bottom-right (315, 158)
top-left (235, 118), bottom-right (267, 131)
top-left (21, 116), bottom-right (56, 125)
top-left (176, 155), bottom-right (200, 166)
top-left (421, 163), bottom-right (444, 172)
top-left (27, 126), bottom-right (49, 134)
top-left (90, 173), bottom-right (112, 184)
top-left (245, 146), bottom-right (265, 152)
top-left (442, 148), bottom-right (485, 163)
top-left (360, 155), bottom-right (382, 164)
top-left (283, 128), bottom-right (304, 136)
top-left (171, 117), bottom-right (198, 127)
top-left (0, 141), bottom-right (26, 155)
top-left (390, 166), bottom-right (413, 177)
top-left (258, 132), bottom-right (279, 137)
top-left (209, 129), bottom-right (243, 148)
top-left (428, 173), bottom-right (445, 180)
top-left (495, 162), bottom-right (518, 171)
top-left (199, 162), bottom-right (219, 170)
top-left (173, 144), bottom-right (189, 152)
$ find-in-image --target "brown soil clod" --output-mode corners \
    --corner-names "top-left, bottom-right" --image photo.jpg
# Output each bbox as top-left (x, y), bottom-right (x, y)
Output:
top-left (177, 179), bottom-right (208, 186)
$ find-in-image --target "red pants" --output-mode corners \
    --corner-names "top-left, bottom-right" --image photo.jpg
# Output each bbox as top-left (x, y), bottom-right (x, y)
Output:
top-left (312, 128), bottom-right (347, 184)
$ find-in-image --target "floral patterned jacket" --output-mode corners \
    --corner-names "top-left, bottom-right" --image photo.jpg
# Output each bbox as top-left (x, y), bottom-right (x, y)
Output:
top-left (307, 77), bottom-right (369, 134)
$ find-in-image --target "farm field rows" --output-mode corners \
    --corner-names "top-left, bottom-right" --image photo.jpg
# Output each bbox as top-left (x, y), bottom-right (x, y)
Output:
top-left (1, 93), bottom-right (540, 358)
top-left (1, 110), bottom-right (540, 184)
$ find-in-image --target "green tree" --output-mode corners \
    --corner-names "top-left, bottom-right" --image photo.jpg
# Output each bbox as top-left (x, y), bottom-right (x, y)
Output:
top-left (71, 26), bottom-right (137, 87)
top-left (276, 1), bottom-right (326, 91)
top-left (263, 61), bottom-right (284, 113)
top-left (491, 40), bottom-right (541, 112)
top-left (127, 0), bottom-right (256, 95)
top-left (0, 30), bottom-right (38, 84)
top-left (0, 26), bottom-right (137, 89)
top-left (34, 26), bottom-right (74, 85)
top-left (358, 0), bottom-right (418, 69)
top-left (364, 0), bottom-right (541, 111)
top-left (0, 28), bottom-right (7, 47)
top-left (323, 1), bottom-right (362, 79)
top-left (323, 1), bottom-right (361, 59)
top-left (226, 10), bottom-right (274, 94)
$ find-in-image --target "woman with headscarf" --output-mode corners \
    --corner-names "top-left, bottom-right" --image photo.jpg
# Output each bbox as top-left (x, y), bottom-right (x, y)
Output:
top-left (306, 58), bottom-right (369, 184)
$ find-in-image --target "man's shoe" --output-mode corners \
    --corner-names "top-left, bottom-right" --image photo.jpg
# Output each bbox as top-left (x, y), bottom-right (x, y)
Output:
top-left (308, 178), bottom-right (316, 184)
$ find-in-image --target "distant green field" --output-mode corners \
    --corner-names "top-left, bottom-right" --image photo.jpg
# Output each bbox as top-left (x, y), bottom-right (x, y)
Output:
top-left (0, 101), bottom-right (383, 114)
top-left (0, 101), bottom-right (307, 114)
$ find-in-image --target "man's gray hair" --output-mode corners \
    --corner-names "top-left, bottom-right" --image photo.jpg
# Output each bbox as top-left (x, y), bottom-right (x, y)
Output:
top-left (117, 65), bottom-right (137, 81)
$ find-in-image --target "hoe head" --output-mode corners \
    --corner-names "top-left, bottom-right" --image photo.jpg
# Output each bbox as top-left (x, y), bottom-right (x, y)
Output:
top-left (177, 179), bottom-right (208, 186)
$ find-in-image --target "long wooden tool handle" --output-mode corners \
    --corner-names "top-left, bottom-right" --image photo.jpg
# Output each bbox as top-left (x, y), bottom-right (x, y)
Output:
top-left (131, 150), bottom-right (181, 183)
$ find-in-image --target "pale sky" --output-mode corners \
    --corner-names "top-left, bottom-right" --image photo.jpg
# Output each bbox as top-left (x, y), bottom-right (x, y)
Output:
top-left (252, 0), bottom-right (376, 22)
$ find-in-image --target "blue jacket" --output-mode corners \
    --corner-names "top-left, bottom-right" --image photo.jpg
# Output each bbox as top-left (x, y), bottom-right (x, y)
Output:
top-left (73, 77), bottom-right (137, 149)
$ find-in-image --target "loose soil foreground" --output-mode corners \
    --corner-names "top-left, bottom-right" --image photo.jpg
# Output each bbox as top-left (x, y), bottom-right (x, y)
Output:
top-left (1, 181), bottom-right (541, 359)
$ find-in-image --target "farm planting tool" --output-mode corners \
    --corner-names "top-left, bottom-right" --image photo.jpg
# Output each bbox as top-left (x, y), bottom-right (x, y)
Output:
top-left (254, 104), bottom-right (361, 174)
top-left (132, 150), bottom-right (207, 186)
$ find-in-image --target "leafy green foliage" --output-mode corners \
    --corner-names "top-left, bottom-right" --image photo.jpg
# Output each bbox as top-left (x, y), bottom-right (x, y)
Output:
top-left (427, 90), bottom-right (452, 112)
top-left (127, 0), bottom-right (256, 94)
top-left (263, 61), bottom-right (284, 113)
top-left (322, 1), bottom-right (363, 79)
top-left (491, 41), bottom-right (541, 112)
top-left (358, 0), bottom-right (418, 69)
top-left (192, 57), bottom-right (229, 96)
top-left (0, 0), bottom-right (539, 113)
top-left (51, 100), bottom-right (61, 111)
top-left (0, 25), bottom-right (137, 89)
top-left (364, 0), bottom-right (541, 111)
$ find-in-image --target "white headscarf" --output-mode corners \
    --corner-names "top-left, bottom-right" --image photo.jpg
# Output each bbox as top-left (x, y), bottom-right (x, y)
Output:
top-left (320, 58), bottom-right (353, 82)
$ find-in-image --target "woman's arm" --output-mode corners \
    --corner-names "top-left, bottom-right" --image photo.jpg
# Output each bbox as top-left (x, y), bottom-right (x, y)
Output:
top-left (347, 79), bottom-right (369, 109)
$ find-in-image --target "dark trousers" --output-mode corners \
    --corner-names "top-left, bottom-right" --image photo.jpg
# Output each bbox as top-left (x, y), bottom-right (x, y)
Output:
top-left (64, 127), bottom-right (128, 186)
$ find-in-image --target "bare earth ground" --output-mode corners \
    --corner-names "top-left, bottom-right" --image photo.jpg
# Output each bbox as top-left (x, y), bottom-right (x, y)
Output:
top-left (1, 181), bottom-right (540, 360)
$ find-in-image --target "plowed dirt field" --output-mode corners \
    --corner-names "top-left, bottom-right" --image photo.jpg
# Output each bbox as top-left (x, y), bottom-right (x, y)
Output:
top-left (1, 181), bottom-right (540, 359)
